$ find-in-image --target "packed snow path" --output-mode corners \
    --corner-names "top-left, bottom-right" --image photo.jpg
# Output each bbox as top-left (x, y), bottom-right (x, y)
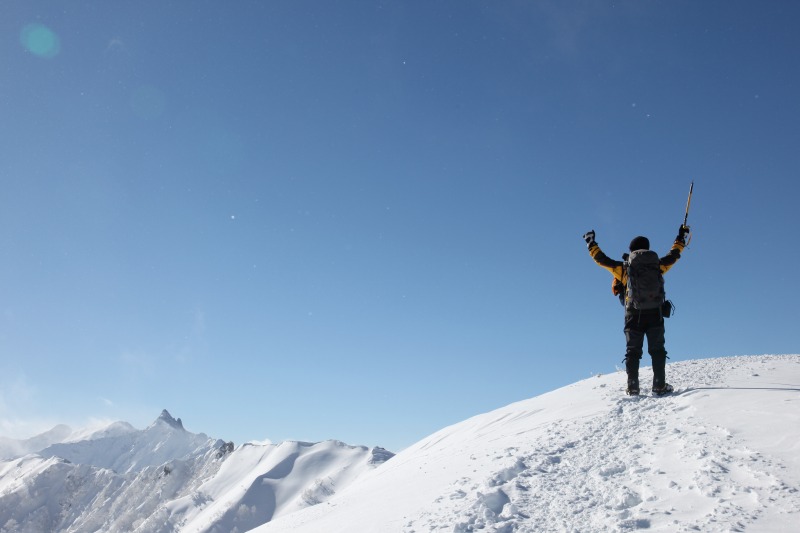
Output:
top-left (257, 355), bottom-right (799, 533)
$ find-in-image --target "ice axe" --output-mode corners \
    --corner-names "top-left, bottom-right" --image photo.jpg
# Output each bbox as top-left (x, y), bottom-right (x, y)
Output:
top-left (682, 181), bottom-right (693, 245)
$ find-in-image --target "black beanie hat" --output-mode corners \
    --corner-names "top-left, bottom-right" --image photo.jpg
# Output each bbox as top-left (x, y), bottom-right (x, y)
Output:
top-left (629, 236), bottom-right (650, 251)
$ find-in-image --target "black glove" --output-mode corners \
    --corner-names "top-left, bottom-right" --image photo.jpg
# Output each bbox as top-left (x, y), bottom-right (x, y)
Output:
top-left (583, 230), bottom-right (596, 247)
top-left (677, 225), bottom-right (689, 244)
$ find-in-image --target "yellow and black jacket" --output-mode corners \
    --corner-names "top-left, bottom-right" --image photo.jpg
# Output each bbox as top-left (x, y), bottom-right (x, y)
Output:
top-left (588, 239), bottom-right (685, 306)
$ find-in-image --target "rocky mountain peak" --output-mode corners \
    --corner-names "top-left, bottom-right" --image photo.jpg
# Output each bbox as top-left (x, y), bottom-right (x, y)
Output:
top-left (156, 409), bottom-right (184, 430)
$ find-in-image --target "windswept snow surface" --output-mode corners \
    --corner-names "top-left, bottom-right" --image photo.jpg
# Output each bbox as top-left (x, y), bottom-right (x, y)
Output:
top-left (0, 424), bottom-right (72, 460)
top-left (255, 355), bottom-right (800, 533)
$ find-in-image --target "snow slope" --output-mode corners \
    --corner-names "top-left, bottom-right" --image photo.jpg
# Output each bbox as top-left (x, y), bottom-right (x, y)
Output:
top-left (254, 354), bottom-right (800, 532)
top-left (169, 440), bottom-right (392, 533)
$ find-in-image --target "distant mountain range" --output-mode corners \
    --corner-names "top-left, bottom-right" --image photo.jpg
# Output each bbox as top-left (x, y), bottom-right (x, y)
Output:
top-left (0, 409), bottom-right (392, 532)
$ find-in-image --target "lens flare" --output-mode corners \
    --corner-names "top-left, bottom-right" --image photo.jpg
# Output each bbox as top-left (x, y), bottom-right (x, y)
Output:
top-left (20, 23), bottom-right (61, 58)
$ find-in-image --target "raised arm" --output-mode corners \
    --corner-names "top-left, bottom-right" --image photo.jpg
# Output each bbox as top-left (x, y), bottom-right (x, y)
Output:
top-left (659, 225), bottom-right (689, 274)
top-left (584, 230), bottom-right (624, 281)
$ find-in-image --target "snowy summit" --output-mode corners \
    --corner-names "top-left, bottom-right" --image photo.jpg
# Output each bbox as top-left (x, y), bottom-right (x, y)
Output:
top-left (255, 354), bottom-right (800, 532)
top-left (0, 355), bottom-right (798, 532)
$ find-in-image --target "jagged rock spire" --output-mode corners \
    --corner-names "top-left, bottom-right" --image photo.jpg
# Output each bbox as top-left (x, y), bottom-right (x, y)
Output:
top-left (157, 409), bottom-right (184, 430)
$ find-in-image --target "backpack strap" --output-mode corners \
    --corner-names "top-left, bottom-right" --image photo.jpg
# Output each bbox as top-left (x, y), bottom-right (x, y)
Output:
top-left (616, 255), bottom-right (629, 306)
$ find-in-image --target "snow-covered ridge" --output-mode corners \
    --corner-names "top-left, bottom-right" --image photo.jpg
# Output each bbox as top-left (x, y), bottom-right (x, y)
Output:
top-left (255, 354), bottom-right (800, 533)
top-left (0, 424), bottom-right (72, 460)
top-left (38, 409), bottom-right (217, 474)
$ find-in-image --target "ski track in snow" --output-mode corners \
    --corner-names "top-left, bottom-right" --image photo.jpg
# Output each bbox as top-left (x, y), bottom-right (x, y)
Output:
top-left (404, 356), bottom-right (800, 533)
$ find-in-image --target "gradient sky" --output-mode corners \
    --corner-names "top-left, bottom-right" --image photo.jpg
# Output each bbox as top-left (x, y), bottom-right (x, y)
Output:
top-left (2, 1), bottom-right (798, 452)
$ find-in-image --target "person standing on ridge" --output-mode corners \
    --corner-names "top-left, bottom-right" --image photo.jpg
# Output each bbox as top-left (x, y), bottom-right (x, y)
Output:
top-left (582, 226), bottom-right (689, 395)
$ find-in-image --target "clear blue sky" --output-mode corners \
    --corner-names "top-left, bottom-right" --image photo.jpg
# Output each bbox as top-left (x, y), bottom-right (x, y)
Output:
top-left (1, 1), bottom-right (798, 452)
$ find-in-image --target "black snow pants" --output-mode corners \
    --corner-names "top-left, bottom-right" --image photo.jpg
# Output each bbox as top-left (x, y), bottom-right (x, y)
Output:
top-left (624, 309), bottom-right (668, 387)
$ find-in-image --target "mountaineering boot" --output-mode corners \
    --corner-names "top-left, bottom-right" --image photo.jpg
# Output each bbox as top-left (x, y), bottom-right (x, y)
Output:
top-left (625, 355), bottom-right (640, 396)
top-left (652, 383), bottom-right (674, 396)
top-left (650, 349), bottom-right (671, 395)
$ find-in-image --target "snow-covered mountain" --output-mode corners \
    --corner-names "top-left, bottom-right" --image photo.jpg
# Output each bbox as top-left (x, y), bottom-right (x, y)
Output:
top-left (254, 354), bottom-right (800, 533)
top-left (1, 355), bottom-right (798, 532)
top-left (0, 409), bottom-right (393, 532)
top-left (36, 410), bottom-right (213, 475)
top-left (0, 424), bottom-right (72, 460)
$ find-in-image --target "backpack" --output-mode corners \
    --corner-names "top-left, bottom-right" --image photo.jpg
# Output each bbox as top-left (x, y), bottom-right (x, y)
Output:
top-left (625, 250), bottom-right (665, 310)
